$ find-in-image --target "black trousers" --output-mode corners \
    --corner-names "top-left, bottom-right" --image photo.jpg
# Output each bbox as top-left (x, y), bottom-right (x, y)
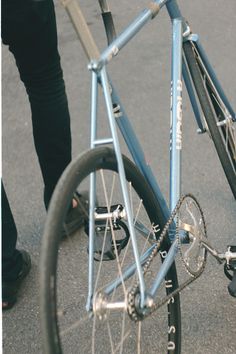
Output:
top-left (2, 0), bottom-right (72, 280)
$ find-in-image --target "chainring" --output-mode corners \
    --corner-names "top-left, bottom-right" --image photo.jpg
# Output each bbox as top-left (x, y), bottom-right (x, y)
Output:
top-left (176, 194), bottom-right (207, 277)
top-left (127, 194), bottom-right (207, 321)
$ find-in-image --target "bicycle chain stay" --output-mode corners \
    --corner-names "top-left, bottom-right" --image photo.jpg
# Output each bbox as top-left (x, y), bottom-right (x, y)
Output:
top-left (127, 194), bottom-right (207, 322)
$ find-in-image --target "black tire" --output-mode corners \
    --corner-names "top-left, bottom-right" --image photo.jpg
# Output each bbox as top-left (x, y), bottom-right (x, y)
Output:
top-left (184, 41), bottom-right (236, 199)
top-left (40, 147), bottom-right (181, 354)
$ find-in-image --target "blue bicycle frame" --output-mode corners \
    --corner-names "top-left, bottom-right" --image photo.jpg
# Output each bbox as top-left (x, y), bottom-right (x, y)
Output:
top-left (62, 0), bottom-right (236, 310)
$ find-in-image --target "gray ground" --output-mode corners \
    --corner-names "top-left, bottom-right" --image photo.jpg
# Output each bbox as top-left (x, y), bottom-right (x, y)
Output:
top-left (2, 1), bottom-right (236, 353)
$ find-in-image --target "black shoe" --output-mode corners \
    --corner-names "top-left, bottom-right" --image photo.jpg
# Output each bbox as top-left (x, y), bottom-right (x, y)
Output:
top-left (62, 191), bottom-right (89, 238)
top-left (2, 250), bottom-right (31, 310)
top-left (93, 230), bottom-right (118, 261)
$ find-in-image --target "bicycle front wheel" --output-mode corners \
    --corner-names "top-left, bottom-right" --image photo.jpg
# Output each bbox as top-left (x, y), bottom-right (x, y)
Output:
top-left (184, 41), bottom-right (236, 199)
top-left (40, 147), bottom-right (181, 354)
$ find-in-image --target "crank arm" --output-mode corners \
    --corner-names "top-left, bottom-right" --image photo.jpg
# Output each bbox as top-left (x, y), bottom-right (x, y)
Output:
top-left (201, 238), bottom-right (236, 264)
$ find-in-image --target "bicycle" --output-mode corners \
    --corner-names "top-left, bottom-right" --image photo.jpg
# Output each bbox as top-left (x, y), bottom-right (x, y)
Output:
top-left (40, 1), bottom-right (236, 353)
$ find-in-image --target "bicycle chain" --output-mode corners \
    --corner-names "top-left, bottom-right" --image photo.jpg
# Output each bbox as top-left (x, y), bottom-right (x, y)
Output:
top-left (127, 194), bottom-right (206, 322)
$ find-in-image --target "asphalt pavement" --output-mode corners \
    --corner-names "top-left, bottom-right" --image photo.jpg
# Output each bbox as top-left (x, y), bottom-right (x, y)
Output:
top-left (2, 1), bottom-right (236, 353)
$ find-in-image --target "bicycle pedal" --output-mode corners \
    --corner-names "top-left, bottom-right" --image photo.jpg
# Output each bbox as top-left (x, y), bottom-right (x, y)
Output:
top-left (85, 204), bottom-right (130, 262)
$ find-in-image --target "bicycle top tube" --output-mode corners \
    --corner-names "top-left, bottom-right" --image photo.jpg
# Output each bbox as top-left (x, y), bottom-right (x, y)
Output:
top-left (62, 0), bottom-right (186, 66)
top-left (90, 0), bottom-right (187, 71)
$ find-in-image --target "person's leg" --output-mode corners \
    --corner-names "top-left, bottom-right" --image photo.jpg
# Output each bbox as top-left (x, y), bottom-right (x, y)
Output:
top-left (2, 0), bottom-right (72, 208)
top-left (1, 182), bottom-right (22, 281)
top-left (1, 182), bottom-right (31, 310)
top-left (2, 0), bottom-right (87, 245)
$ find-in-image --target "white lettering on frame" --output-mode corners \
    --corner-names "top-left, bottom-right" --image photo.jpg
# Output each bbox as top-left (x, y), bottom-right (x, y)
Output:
top-left (176, 79), bottom-right (183, 150)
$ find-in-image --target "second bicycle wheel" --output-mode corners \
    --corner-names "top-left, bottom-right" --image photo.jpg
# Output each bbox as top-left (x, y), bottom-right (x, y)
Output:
top-left (184, 40), bottom-right (236, 199)
top-left (40, 147), bottom-right (181, 354)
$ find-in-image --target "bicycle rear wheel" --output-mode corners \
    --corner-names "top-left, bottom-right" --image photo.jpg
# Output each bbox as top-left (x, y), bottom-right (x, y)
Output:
top-left (184, 40), bottom-right (236, 199)
top-left (40, 147), bottom-right (181, 354)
